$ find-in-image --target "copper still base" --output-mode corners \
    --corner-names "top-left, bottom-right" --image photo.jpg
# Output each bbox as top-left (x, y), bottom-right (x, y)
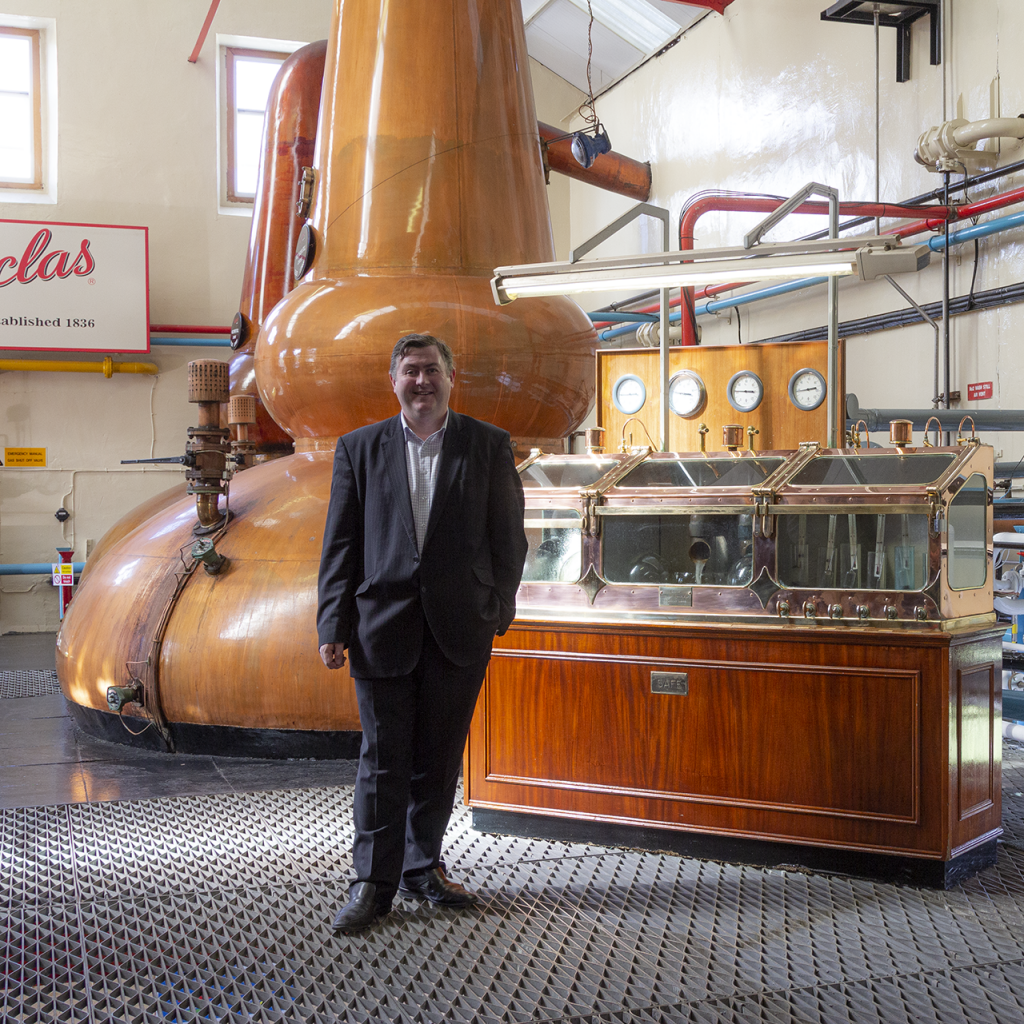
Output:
top-left (58, 453), bottom-right (362, 747)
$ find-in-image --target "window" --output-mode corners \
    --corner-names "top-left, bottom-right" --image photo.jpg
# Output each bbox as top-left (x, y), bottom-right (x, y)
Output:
top-left (224, 46), bottom-right (288, 205)
top-left (0, 26), bottom-right (42, 190)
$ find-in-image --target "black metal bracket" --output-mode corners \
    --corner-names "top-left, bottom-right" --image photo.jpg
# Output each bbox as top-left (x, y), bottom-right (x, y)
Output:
top-left (821, 0), bottom-right (940, 83)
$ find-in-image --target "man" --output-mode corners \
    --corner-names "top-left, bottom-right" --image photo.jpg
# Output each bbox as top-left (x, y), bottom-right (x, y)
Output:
top-left (318, 332), bottom-right (527, 934)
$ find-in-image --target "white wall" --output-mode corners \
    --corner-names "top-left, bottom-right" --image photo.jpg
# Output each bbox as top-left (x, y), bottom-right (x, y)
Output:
top-left (0, 3), bottom-right (586, 632)
top-left (562, 0), bottom-right (1024, 455)
top-left (6, 0), bottom-right (1018, 632)
top-left (0, 0), bottom-right (337, 632)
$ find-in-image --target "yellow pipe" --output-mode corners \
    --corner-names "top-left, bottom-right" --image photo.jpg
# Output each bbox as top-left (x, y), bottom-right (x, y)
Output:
top-left (0, 356), bottom-right (158, 377)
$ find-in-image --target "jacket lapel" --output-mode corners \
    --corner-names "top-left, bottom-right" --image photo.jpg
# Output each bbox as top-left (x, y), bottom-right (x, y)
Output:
top-left (422, 411), bottom-right (466, 551)
top-left (381, 415), bottom-right (417, 549)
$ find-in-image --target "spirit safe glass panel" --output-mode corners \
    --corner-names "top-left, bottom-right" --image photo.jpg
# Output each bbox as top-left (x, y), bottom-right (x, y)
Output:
top-left (618, 457), bottom-right (786, 489)
top-left (947, 473), bottom-right (988, 591)
top-left (602, 513), bottom-right (754, 586)
top-left (777, 512), bottom-right (929, 591)
top-left (521, 458), bottom-right (615, 489)
top-left (522, 508), bottom-right (583, 583)
top-left (789, 453), bottom-right (957, 487)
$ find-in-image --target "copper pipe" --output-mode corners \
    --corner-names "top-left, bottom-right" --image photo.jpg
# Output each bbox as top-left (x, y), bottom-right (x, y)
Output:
top-left (538, 121), bottom-right (651, 202)
top-left (195, 493), bottom-right (222, 528)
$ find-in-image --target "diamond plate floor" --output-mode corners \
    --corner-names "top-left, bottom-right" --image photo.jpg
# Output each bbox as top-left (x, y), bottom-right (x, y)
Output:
top-left (2, 743), bottom-right (1024, 1023)
top-left (0, 669), bottom-right (62, 699)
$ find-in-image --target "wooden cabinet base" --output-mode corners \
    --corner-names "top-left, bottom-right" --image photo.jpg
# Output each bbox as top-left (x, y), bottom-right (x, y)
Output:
top-left (465, 620), bottom-right (1004, 887)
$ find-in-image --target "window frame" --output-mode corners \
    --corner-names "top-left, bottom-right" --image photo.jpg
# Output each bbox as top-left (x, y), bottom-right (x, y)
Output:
top-left (0, 25), bottom-right (43, 191)
top-left (223, 45), bottom-right (289, 206)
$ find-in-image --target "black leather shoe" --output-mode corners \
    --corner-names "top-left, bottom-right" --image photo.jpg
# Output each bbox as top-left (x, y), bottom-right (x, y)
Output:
top-left (398, 867), bottom-right (478, 907)
top-left (331, 882), bottom-right (391, 933)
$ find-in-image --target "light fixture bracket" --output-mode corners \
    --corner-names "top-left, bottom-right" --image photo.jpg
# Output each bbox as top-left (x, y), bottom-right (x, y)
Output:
top-left (820, 0), bottom-right (941, 83)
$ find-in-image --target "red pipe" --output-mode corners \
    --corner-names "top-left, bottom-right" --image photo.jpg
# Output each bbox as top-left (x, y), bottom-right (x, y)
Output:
top-left (892, 185), bottom-right (1024, 239)
top-left (150, 324), bottom-right (232, 334)
top-left (187, 0), bottom-right (222, 64)
top-left (676, 197), bottom-right (950, 345)
top-left (604, 182), bottom-right (1024, 341)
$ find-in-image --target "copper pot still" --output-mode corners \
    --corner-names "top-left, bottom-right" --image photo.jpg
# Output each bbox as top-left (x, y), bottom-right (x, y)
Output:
top-left (57, 0), bottom-right (597, 750)
top-left (256, 0), bottom-right (596, 447)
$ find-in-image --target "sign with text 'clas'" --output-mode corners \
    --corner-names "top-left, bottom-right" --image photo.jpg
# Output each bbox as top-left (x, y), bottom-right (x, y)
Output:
top-left (0, 219), bottom-right (149, 353)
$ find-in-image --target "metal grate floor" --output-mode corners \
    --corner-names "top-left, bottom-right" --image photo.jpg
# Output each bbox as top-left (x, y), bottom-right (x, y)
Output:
top-left (0, 669), bottom-right (61, 699)
top-left (5, 746), bottom-right (1024, 1022)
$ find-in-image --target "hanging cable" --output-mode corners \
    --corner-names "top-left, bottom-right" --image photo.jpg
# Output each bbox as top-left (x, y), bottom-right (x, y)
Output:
top-left (576, 1), bottom-right (599, 133)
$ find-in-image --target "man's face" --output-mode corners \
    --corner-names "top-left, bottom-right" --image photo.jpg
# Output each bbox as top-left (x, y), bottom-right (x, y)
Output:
top-left (389, 345), bottom-right (455, 424)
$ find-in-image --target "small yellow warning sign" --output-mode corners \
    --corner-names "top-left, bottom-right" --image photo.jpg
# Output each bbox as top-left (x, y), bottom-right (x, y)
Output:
top-left (4, 448), bottom-right (47, 467)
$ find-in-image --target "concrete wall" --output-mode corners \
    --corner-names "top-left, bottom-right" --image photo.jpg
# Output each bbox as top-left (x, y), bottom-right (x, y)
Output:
top-left (563, 0), bottom-right (1024, 455)
top-left (0, 1), bottom-right (582, 633)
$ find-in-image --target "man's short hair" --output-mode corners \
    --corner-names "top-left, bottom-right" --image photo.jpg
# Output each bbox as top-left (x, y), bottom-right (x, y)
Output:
top-left (390, 333), bottom-right (455, 377)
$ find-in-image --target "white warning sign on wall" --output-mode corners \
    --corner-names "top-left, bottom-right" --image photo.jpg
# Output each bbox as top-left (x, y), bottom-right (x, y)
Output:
top-left (0, 218), bottom-right (149, 353)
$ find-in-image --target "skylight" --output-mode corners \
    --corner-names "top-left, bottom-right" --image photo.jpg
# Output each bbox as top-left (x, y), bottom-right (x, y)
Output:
top-left (523, 0), bottom-right (706, 96)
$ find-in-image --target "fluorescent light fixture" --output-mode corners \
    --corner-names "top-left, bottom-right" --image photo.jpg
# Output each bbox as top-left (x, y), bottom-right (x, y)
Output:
top-left (491, 238), bottom-right (930, 304)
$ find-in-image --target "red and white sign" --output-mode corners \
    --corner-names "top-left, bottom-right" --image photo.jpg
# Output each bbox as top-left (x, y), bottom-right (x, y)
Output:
top-left (51, 563), bottom-right (74, 587)
top-left (0, 218), bottom-right (149, 352)
top-left (967, 381), bottom-right (994, 402)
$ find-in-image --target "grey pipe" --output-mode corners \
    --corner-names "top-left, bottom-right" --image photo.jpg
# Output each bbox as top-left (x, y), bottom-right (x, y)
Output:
top-left (942, 171), bottom-right (952, 445)
top-left (846, 393), bottom-right (1024, 432)
top-left (883, 274), bottom-right (941, 444)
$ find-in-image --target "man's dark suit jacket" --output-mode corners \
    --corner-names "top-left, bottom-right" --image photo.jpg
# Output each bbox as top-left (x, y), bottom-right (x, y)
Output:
top-left (317, 411), bottom-right (528, 679)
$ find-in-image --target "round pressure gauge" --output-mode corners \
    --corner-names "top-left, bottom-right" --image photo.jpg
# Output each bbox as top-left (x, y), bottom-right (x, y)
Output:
top-left (788, 367), bottom-right (827, 411)
top-left (726, 370), bottom-right (764, 412)
top-left (667, 369), bottom-right (707, 419)
top-left (612, 373), bottom-right (647, 415)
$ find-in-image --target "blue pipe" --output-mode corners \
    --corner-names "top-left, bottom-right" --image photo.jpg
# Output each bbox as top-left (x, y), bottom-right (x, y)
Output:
top-left (151, 336), bottom-right (232, 347)
top-left (928, 209), bottom-right (1024, 250)
top-left (698, 276), bottom-right (829, 315)
top-left (598, 320), bottom-right (656, 341)
top-left (1, 562), bottom-right (85, 575)
top-left (597, 276), bottom-right (828, 341)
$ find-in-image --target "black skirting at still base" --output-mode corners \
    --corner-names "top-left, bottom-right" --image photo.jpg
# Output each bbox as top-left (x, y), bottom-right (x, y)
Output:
top-left (66, 699), bottom-right (362, 760)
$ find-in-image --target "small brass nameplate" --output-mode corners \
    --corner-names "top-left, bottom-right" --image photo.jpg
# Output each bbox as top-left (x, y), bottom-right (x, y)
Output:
top-left (651, 671), bottom-right (688, 695)
top-left (658, 586), bottom-right (692, 607)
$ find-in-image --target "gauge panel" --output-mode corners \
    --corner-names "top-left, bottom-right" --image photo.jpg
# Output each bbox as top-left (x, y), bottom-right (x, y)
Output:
top-left (667, 370), bottom-right (707, 419)
top-left (612, 373), bottom-right (647, 415)
top-left (726, 370), bottom-right (764, 412)
top-left (788, 367), bottom-right (827, 411)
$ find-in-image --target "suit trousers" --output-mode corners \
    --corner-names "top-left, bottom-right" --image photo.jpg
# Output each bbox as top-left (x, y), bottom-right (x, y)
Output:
top-left (351, 621), bottom-right (491, 903)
